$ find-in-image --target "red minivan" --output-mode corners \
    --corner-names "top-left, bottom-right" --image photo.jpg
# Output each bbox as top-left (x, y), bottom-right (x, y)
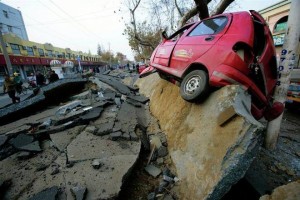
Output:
top-left (142, 10), bottom-right (283, 121)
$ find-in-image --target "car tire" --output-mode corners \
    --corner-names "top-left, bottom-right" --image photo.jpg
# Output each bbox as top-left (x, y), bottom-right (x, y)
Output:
top-left (180, 70), bottom-right (209, 102)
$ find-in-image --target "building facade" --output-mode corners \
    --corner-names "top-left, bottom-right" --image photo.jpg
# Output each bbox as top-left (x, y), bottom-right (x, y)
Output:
top-left (0, 2), bottom-right (28, 40)
top-left (259, 0), bottom-right (299, 68)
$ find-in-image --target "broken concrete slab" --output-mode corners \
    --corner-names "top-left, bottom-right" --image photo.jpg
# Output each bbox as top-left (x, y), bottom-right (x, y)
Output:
top-left (145, 164), bottom-right (162, 178)
top-left (96, 75), bottom-right (131, 95)
top-left (127, 94), bottom-right (149, 104)
top-left (67, 131), bottom-right (141, 163)
top-left (4, 124), bottom-right (31, 137)
top-left (0, 135), bottom-right (8, 147)
top-left (136, 74), bottom-right (265, 200)
top-left (114, 102), bottom-right (137, 134)
top-left (64, 155), bottom-right (139, 199)
top-left (55, 100), bottom-right (82, 116)
top-left (94, 122), bottom-right (114, 136)
top-left (18, 141), bottom-right (42, 152)
top-left (28, 186), bottom-right (59, 200)
top-left (126, 98), bottom-right (142, 107)
top-left (80, 107), bottom-right (103, 123)
top-left (9, 134), bottom-right (34, 149)
top-left (217, 86), bottom-right (263, 127)
top-left (110, 132), bottom-right (122, 141)
top-left (71, 184), bottom-right (87, 200)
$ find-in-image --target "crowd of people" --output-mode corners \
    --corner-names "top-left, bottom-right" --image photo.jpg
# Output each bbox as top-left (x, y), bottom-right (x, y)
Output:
top-left (2, 70), bottom-right (59, 104)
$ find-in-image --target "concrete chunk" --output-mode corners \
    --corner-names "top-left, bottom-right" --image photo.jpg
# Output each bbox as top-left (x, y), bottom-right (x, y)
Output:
top-left (9, 134), bottom-right (34, 149)
top-left (71, 184), bottom-right (87, 200)
top-left (0, 135), bottom-right (8, 147)
top-left (145, 164), bottom-right (161, 178)
top-left (28, 186), bottom-right (59, 200)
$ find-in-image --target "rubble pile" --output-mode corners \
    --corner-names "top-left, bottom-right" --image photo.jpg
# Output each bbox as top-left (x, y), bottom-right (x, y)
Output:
top-left (0, 71), bottom-right (166, 199)
top-left (136, 73), bottom-right (266, 200)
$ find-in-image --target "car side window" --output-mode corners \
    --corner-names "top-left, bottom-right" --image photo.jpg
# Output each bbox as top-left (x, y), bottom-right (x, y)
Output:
top-left (188, 16), bottom-right (228, 36)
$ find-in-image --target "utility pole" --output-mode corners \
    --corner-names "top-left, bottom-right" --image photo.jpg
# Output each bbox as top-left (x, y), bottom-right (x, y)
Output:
top-left (108, 42), bottom-right (111, 69)
top-left (0, 30), bottom-right (13, 74)
top-left (265, 0), bottom-right (300, 150)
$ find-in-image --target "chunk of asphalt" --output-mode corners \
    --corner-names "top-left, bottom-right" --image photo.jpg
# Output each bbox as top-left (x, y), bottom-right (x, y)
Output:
top-left (29, 186), bottom-right (59, 200)
top-left (104, 92), bottom-right (116, 100)
top-left (158, 180), bottom-right (169, 193)
top-left (9, 134), bottom-right (34, 149)
top-left (95, 122), bottom-right (114, 136)
top-left (130, 132), bottom-right (139, 141)
top-left (147, 192), bottom-right (156, 200)
top-left (85, 126), bottom-right (97, 134)
top-left (97, 75), bottom-right (131, 95)
top-left (18, 141), bottom-right (42, 152)
top-left (163, 175), bottom-right (174, 183)
top-left (110, 132), bottom-right (122, 141)
top-left (126, 98), bottom-right (142, 107)
top-left (114, 98), bottom-right (122, 106)
top-left (80, 107), bottom-right (103, 122)
top-left (157, 146), bottom-right (168, 157)
top-left (127, 95), bottom-right (149, 104)
top-left (92, 159), bottom-right (103, 169)
top-left (71, 184), bottom-right (87, 200)
top-left (0, 135), bottom-right (8, 148)
top-left (121, 133), bottom-right (130, 140)
top-left (145, 164), bottom-right (161, 178)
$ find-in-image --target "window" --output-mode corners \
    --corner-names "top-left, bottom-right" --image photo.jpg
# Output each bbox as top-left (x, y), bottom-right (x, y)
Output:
top-left (273, 16), bottom-right (288, 33)
top-left (27, 47), bottom-right (34, 56)
top-left (38, 48), bottom-right (45, 56)
top-left (47, 50), bottom-right (53, 57)
top-left (3, 10), bottom-right (8, 18)
top-left (10, 44), bottom-right (21, 55)
top-left (7, 25), bottom-right (12, 33)
top-left (188, 16), bottom-right (228, 36)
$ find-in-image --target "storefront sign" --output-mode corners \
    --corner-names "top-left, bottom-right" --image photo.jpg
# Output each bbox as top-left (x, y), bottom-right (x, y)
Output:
top-left (273, 34), bottom-right (285, 46)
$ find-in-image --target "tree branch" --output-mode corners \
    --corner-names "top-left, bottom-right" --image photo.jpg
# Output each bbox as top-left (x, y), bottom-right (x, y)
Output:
top-left (211, 0), bottom-right (235, 16)
top-left (174, 0), bottom-right (183, 17)
top-left (178, 7), bottom-right (198, 27)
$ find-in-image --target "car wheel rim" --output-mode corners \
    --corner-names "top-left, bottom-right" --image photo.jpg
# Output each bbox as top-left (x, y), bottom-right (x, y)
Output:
top-left (185, 75), bottom-right (201, 94)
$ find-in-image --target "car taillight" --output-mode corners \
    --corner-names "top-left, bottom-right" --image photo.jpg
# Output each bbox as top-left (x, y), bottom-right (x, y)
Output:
top-left (233, 43), bottom-right (253, 63)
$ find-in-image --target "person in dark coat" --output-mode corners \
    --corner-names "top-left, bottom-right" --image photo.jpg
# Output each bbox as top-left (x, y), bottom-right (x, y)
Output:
top-left (49, 70), bottom-right (59, 83)
top-left (3, 74), bottom-right (20, 104)
top-left (36, 71), bottom-right (46, 86)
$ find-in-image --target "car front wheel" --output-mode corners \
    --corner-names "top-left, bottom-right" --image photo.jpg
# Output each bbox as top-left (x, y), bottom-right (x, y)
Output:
top-left (180, 70), bottom-right (209, 102)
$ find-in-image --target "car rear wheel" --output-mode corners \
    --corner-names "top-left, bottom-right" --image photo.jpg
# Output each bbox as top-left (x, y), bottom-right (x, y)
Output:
top-left (180, 70), bottom-right (209, 102)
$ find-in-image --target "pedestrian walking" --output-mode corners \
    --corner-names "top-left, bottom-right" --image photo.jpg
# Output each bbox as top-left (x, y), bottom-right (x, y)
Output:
top-left (36, 71), bottom-right (46, 86)
top-left (49, 70), bottom-right (59, 83)
top-left (3, 74), bottom-right (20, 104)
top-left (13, 71), bottom-right (23, 94)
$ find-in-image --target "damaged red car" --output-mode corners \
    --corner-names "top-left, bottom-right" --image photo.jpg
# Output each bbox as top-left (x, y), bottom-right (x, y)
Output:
top-left (141, 10), bottom-right (283, 121)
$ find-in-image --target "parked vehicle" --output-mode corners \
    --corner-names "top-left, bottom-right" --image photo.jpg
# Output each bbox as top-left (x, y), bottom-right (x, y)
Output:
top-left (141, 10), bottom-right (284, 121)
top-left (286, 69), bottom-right (300, 109)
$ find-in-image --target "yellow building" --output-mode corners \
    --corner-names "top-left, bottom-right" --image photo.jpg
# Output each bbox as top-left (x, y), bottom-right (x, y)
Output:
top-left (0, 33), bottom-right (107, 84)
top-left (259, 0), bottom-right (299, 68)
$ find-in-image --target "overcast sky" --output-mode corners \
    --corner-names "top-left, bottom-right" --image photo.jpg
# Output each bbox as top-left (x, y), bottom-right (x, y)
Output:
top-left (2, 0), bottom-right (281, 61)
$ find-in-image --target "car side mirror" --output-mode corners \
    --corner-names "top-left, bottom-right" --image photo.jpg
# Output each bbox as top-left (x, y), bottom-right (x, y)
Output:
top-left (162, 31), bottom-right (168, 42)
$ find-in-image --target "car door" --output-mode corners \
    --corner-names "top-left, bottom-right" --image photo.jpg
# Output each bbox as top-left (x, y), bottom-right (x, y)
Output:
top-left (152, 24), bottom-right (194, 68)
top-left (169, 15), bottom-right (231, 77)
